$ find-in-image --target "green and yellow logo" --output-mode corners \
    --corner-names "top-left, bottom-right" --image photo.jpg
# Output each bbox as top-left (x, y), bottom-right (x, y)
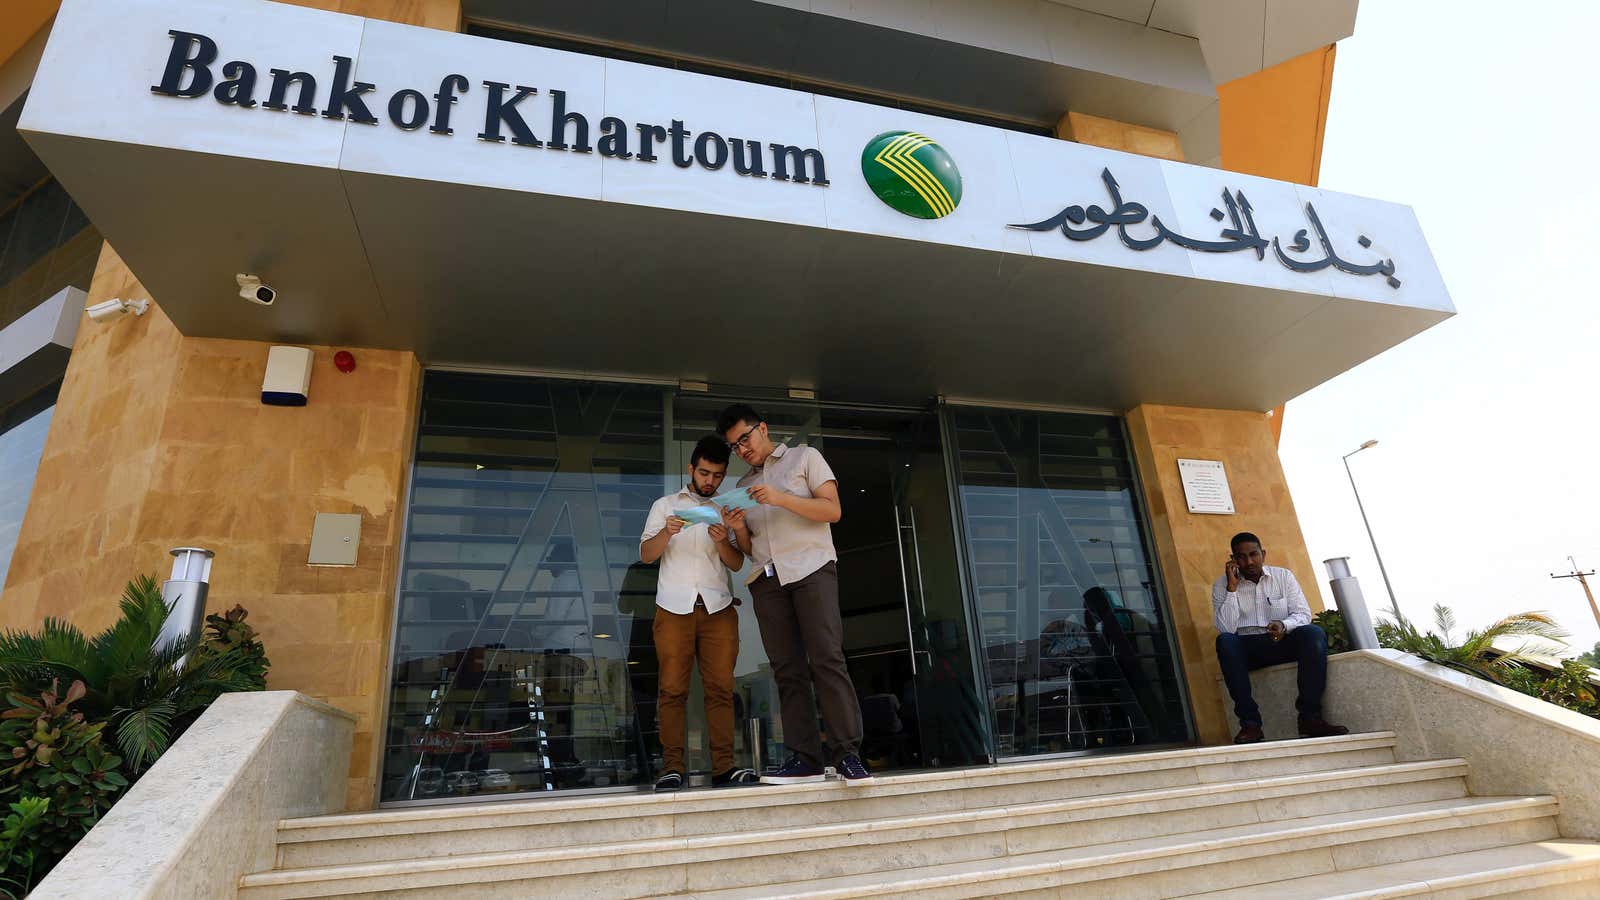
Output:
top-left (861, 131), bottom-right (962, 219)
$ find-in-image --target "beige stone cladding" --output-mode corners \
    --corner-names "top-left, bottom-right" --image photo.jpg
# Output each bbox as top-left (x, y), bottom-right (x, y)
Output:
top-left (1125, 403), bottom-right (1323, 745)
top-left (0, 243), bottom-right (421, 810)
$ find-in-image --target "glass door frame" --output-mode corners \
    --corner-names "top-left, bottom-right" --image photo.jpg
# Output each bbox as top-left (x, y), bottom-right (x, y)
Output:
top-left (936, 397), bottom-right (1198, 764)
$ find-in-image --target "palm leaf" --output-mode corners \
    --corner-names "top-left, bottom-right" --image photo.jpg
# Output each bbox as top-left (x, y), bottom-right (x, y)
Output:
top-left (0, 618), bottom-right (95, 699)
top-left (91, 576), bottom-right (168, 685)
top-left (1379, 602), bottom-right (1570, 683)
top-left (114, 700), bottom-right (176, 773)
top-left (1433, 604), bottom-right (1456, 642)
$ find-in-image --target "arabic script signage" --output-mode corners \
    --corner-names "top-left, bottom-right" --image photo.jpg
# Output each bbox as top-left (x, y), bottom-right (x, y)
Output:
top-left (1011, 168), bottom-right (1401, 289)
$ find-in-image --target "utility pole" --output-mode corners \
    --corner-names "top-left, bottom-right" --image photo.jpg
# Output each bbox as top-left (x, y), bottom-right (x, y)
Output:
top-left (1551, 556), bottom-right (1600, 632)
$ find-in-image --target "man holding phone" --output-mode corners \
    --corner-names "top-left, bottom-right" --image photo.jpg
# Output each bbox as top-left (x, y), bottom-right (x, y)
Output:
top-left (1212, 531), bottom-right (1348, 744)
top-left (716, 404), bottom-right (870, 784)
top-left (639, 436), bottom-right (759, 791)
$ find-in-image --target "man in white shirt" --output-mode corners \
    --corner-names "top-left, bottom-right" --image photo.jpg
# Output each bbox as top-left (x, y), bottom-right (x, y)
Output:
top-left (1212, 532), bottom-right (1348, 744)
top-left (639, 436), bottom-right (759, 791)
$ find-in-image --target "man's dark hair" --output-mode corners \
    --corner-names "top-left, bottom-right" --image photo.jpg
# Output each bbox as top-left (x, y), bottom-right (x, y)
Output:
top-left (1230, 532), bottom-right (1262, 553)
top-left (690, 435), bottom-right (730, 468)
top-left (715, 403), bottom-right (762, 437)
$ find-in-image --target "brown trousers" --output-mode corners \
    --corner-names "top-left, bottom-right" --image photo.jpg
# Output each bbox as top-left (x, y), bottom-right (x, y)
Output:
top-left (750, 561), bottom-right (863, 766)
top-left (652, 599), bottom-right (739, 775)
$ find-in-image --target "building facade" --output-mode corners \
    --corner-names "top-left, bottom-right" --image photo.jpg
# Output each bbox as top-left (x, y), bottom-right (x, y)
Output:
top-left (0, 0), bottom-right (1450, 810)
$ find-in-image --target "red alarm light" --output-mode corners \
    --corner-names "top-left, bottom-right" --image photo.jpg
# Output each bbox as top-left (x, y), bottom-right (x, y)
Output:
top-left (333, 350), bottom-right (356, 373)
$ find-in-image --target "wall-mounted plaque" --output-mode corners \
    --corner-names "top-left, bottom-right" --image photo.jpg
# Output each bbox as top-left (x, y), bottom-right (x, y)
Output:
top-left (1178, 459), bottom-right (1234, 515)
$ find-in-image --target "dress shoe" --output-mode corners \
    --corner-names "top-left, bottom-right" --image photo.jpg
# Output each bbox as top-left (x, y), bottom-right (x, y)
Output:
top-left (1298, 718), bottom-right (1350, 738)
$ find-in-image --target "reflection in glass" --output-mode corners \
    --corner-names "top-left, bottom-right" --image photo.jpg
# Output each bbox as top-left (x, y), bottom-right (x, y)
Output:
top-left (381, 373), bottom-right (669, 801)
top-left (0, 384), bottom-right (58, 599)
top-left (949, 408), bottom-right (1191, 757)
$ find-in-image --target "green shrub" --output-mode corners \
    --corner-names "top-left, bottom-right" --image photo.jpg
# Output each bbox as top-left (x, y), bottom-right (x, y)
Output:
top-left (0, 578), bottom-right (272, 774)
top-left (1313, 609), bottom-right (1352, 653)
top-left (0, 680), bottom-right (126, 886)
top-left (0, 796), bottom-right (50, 899)
top-left (190, 604), bottom-right (271, 698)
top-left (1500, 660), bottom-right (1600, 720)
top-left (1376, 602), bottom-right (1567, 682)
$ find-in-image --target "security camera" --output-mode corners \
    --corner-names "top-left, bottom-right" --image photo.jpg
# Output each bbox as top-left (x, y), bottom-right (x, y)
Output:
top-left (236, 273), bottom-right (276, 306)
top-left (85, 298), bottom-right (150, 322)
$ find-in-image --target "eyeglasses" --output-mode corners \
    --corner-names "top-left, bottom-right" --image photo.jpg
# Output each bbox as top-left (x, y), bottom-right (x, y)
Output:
top-left (727, 421), bottom-right (761, 451)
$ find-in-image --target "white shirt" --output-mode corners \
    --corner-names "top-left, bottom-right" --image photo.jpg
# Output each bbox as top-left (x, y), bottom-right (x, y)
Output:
top-left (640, 487), bottom-right (737, 615)
top-left (735, 444), bottom-right (838, 585)
top-left (1212, 565), bottom-right (1313, 635)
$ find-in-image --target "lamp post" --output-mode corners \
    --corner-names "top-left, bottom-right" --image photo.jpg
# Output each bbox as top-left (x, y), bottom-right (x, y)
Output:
top-left (1088, 537), bottom-right (1128, 603)
top-left (1341, 441), bottom-right (1397, 610)
top-left (156, 547), bottom-right (214, 667)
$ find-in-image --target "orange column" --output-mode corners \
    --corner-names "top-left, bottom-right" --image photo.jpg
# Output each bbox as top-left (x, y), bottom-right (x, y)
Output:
top-left (1217, 45), bottom-right (1338, 442)
top-left (0, 1), bottom-right (58, 70)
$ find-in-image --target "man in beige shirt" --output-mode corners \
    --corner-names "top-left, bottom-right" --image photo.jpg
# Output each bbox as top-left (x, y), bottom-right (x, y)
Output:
top-left (716, 403), bottom-right (870, 784)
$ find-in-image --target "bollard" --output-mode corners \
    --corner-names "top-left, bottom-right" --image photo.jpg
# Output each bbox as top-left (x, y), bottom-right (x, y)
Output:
top-left (1323, 557), bottom-right (1380, 650)
top-left (156, 547), bottom-right (214, 665)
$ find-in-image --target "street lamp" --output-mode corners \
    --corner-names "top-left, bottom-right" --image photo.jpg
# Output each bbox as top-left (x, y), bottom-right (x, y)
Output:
top-left (1341, 441), bottom-right (1397, 610)
top-left (1087, 537), bottom-right (1128, 603)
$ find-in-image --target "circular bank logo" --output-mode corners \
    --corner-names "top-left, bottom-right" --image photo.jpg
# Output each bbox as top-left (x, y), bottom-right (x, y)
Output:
top-left (861, 131), bottom-right (962, 219)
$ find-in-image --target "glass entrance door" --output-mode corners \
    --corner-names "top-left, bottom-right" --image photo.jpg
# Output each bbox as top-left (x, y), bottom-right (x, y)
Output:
top-left (946, 406), bottom-right (1194, 758)
top-left (668, 396), bottom-right (990, 775)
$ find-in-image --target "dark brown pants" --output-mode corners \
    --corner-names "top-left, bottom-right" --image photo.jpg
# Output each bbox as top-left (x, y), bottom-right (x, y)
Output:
top-left (653, 600), bottom-right (739, 775)
top-left (750, 561), bottom-right (863, 766)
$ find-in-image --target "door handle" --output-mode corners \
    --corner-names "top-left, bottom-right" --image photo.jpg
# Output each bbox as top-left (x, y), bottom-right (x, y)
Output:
top-left (892, 504), bottom-right (918, 676)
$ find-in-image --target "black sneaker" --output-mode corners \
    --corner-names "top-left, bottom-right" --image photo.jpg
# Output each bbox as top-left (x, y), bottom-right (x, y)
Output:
top-left (759, 754), bottom-right (826, 785)
top-left (712, 767), bottom-right (761, 788)
top-left (836, 753), bottom-right (873, 784)
top-left (654, 771), bottom-right (684, 792)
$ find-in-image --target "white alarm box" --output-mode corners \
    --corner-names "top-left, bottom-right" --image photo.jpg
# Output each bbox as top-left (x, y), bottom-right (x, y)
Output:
top-left (262, 346), bottom-right (312, 406)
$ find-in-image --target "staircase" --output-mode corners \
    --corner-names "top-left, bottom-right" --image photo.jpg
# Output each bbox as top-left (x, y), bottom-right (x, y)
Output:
top-left (238, 732), bottom-right (1600, 898)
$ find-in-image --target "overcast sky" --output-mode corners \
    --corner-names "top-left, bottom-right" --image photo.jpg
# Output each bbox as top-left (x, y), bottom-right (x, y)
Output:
top-left (1279, 0), bottom-right (1600, 657)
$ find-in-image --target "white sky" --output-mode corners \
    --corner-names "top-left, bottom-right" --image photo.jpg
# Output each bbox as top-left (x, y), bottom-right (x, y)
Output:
top-left (1279, 0), bottom-right (1600, 657)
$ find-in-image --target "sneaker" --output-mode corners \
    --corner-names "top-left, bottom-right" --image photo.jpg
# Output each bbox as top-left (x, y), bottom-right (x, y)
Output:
top-left (1233, 722), bottom-right (1265, 744)
top-left (654, 771), bottom-right (684, 792)
top-left (836, 753), bottom-right (873, 784)
top-left (760, 754), bottom-right (826, 785)
top-left (1298, 718), bottom-right (1350, 739)
top-left (712, 767), bottom-right (761, 788)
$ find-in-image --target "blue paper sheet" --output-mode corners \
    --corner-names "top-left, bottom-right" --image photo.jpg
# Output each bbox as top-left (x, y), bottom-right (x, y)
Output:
top-left (710, 487), bottom-right (759, 510)
top-left (672, 506), bottom-right (723, 526)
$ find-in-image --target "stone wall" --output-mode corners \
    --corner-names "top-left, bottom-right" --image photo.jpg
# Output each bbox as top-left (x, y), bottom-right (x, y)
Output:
top-left (1227, 650), bottom-right (1600, 839)
top-left (1056, 110), bottom-right (1185, 161)
top-left (1124, 403), bottom-right (1322, 745)
top-left (273, 0), bottom-right (460, 30)
top-left (0, 244), bottom-right (420, 809)
top-left (33, 691), bottom-right (354, 898)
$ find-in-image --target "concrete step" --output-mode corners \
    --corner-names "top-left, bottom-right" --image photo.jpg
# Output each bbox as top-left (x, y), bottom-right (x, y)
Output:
top-left (237, 794), bottom-right (1555, 898)
top-left (1191, 840), bottom-right (1600, 900)
top-left (670, 797), bottom-right (1561, 900)
top-left (275, 755), bottom-right (1463, 870)
top-left (275, 730), bottom-right (1400, 868)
